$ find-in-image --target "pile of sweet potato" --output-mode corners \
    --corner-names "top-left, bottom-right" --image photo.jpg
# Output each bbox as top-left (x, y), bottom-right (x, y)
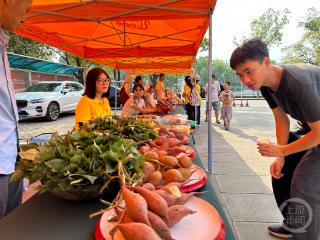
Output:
top-left (139, 128), bottom-right (196, 186)
top-left (109, 184), bottom-right (198, 240)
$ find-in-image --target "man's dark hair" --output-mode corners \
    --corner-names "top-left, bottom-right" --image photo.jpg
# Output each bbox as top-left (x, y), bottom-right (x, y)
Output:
top-left (159, 73), bottom-right (165, 78)
top-left (212, 73), bottom-right (216, 79)
top-left (83, 67), bottom-right (110, 99)
top-left (225, 81), bottom-right (231, 86)
top-left (230, 38), bottom-right (269, 70)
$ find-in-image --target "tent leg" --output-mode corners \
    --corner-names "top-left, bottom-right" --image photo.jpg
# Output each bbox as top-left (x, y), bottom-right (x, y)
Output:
top-left (207, 10), bottom-right (213, 173)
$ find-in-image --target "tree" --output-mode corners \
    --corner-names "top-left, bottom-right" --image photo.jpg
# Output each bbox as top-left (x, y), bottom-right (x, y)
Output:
top-left (233, 8), bottom-right (290, 47)
top-left (199, 37), bottom-right (209, 52)
top-left (281, 7), bottom-right (319, 65)
top-left (7, 33), bottom-right (52, 59)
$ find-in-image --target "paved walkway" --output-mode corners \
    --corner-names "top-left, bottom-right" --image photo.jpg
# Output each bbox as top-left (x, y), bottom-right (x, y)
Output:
top-left (193, 99), bottom-right (283, 240)
top-left (18, 100), bottom-right (283, 240)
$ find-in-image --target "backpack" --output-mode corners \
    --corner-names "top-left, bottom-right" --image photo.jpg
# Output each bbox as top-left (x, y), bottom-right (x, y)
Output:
top-left (189, 87), bottom-right (200, 106)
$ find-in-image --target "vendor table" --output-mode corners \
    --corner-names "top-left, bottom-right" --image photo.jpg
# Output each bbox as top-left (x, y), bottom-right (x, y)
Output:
top-left (0, 137), bottom-right (236, 240)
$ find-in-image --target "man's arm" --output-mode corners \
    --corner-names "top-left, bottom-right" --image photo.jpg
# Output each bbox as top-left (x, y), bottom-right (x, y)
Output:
top-left (282, 120), bottom-right (320, 155)
top-left (272, 107), bottom-right (290, 146)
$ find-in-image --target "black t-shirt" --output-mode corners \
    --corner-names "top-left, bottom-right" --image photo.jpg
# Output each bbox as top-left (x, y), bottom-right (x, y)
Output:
top-left (261, 64), bottom-right (320, 134)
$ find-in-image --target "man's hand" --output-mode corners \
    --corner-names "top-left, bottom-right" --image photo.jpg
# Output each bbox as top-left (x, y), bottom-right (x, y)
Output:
top-left (257, 141), bottom-right (285, 157)
top-left (270, 157), bottom-right (285, 179)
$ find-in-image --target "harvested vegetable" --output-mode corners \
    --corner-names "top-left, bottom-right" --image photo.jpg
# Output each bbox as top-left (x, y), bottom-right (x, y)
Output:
top-left (165, 205), bottom-right (196, 227)
top-left (131, 187), bottom-right (168, 219)
top-left (177, 168), bottom-right (192, 181)
top-left (148, 171), bottom-right (163, 186)
top-left (163, 169), bottom-right (184, 184)
top-left (147, 211), bottom-right (174, 240)
top-left (114, 223), bottom-right (161, 240)
top-left (159, 156), bottom-right (178, 168)
top-left (122, 187), bottom-right (150, 225)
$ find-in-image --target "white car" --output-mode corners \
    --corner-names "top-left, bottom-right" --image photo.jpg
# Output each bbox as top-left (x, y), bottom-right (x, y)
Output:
top-left (16, 81), bottom-right (84, 121)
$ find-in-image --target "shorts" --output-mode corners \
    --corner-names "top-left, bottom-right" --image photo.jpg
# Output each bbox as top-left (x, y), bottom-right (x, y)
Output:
top-left (206, 101), bottom-right (220, 111)
top-left (221, 107), bottom-right (232, 120)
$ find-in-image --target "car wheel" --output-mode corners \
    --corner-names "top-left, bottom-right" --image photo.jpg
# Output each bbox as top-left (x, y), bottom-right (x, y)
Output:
top-left (46, 102), bottom-right (60, 121)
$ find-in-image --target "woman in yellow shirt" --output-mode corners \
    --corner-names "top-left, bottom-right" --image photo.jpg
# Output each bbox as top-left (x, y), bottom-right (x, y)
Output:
top-left (182, 75), bottom-right (193, 120)
top-left (75, 68), bottom-right (112, 129)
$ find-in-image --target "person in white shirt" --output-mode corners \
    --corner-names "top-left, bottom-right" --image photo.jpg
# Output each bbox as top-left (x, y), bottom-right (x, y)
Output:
top-left (205, 74), bottom-right (221, 123)
top-left (121, 84), bottom-right (157, 117)
top-left (0, 0), bottom-right (32, 219)
top-left (144, 84), bottom-right (156, 108)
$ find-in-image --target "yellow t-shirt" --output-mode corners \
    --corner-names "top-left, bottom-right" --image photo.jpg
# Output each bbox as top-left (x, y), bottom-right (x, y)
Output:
top-left (183, 85), bottom-right (191, 104)
top-left (75, 95), bottom-right (112, 129)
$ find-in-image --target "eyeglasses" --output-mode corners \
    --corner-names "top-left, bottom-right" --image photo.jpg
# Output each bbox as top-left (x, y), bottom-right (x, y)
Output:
top-left (97, 78), bottom-right (110, 85)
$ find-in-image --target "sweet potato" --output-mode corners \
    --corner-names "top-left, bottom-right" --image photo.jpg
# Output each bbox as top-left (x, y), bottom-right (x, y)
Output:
top-left (132, 187), bottom-right (168, 219)
top-left (155, 189), bottom-right (178, 207)
top-left (115, 223), bottom-right (161, 240)
top-left (140, 145), bottom-right (150, 154)
top-left (148, 211), bottom-right (174, 240)
top-left (143, 162), bottom-right (156, 182)
top-left (156, 150), bottom-right (168, 157)
top-left (167, 146), bottom-right (184, 156)
top-left (177, 168), bottom-right (192, 181)
top-left (159, 156), bottom-right (178, 168)
top-left (145, 151), bottom-right (159, 160)
top-left (148, 171), bottom-right (163, 186)
top-left (165, 205), bottom-right (196, 227)
top-left (148, 139), bottom-right (158, 148)
top-left (154, 135), bottom-right (168, 146)
top-left (163, 169), bottom-right (184, 184)
top-left (158, 141), bottom-right (169, 151)
top-left (175, 192), bottom-right (203, 205)
top-left (177, 155), bottom-right (192, 168)
top-left (142, 183), bottom-right (156, 191)
top-left (121, 187), bottom-right (150, 225)
top-left (167, 138), bottom-right (182, 147)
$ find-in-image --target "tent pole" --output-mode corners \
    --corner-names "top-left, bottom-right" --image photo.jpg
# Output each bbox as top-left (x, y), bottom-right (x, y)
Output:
top-left (207, 9), bottom-right (213, 173)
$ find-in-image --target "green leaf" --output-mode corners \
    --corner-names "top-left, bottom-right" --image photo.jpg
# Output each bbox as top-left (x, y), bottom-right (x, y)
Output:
top-left (45, 159), bottom-right (66, 172)
top-left (70, 178), bottom-right (83, 185)
top-left (70, 174), bottom-right (98, 184)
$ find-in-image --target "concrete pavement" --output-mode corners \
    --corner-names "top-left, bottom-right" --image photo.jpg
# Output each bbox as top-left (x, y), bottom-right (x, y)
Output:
top-left (18, 100), bottom-right (283, 240)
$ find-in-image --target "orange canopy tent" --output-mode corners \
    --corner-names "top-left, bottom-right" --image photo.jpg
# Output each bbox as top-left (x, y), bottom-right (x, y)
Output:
top-left (15, 0), bottom-right (217, 74)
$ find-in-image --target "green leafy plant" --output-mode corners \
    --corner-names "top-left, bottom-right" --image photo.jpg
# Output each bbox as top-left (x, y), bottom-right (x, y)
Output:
top-left (80, 115), bottom-right (157, 142)
top-left (12, 131), bottom-right (145, 200)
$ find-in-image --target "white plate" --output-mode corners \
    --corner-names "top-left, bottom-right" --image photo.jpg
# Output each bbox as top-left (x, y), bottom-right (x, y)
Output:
top-left (97, 196), bottom-right (222, 240)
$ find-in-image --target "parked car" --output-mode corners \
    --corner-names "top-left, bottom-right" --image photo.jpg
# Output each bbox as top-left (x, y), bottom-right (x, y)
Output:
top-left (16, 81), bottom-right (84, 121)
top-left (108, 85), bottom-right (121, 109)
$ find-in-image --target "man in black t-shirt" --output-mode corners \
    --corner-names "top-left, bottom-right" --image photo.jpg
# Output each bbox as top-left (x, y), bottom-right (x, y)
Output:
top-left (230, 39), bottom-right (320, 240)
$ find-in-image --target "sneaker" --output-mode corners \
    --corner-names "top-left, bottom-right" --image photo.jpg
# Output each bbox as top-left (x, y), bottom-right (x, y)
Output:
top-left (268, 224), bottom-right (293, 238)
top-left (216, 120), bottom-right (221, 124)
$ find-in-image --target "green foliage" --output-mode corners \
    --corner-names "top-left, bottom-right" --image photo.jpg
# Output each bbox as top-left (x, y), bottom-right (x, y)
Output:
top-left (7, 33), bottom-right (53, 59)
top-left (200, 37), bottom-right (209, 52)
top-left (281, 7), bottom-right (320, 65)
top-left (233, 8), bottom-right (290, 47)
top-left (80, 115), bottom-right (157, 142)
top-left (12, 131), bottom-right (145, 195)
top-left (193, 57), bottom-right (240, 91)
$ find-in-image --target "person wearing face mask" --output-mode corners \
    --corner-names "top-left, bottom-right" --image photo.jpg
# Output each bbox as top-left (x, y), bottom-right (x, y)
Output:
top-left (75, 68), bottom-right (112, 129)
top-left (0, 0), bottom-right (33, 219)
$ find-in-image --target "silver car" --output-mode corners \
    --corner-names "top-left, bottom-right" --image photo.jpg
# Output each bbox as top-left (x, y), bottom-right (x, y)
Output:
top-left (16, 81), bottom-right (84, 121)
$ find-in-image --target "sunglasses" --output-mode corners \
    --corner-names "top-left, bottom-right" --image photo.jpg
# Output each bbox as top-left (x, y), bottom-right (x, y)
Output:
top-left (97, 78), bottom-right (110, 85)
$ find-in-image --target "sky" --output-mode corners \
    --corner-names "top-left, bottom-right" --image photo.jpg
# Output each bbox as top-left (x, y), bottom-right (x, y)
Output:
top-left (205, 0), bottom-right (319, 62)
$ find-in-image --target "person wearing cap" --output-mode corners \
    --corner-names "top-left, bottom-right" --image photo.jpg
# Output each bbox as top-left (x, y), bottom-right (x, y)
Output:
top-left (120, 75), bottom-right (134, 106)
top-left (0, 0), bottom-right (33, 219)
